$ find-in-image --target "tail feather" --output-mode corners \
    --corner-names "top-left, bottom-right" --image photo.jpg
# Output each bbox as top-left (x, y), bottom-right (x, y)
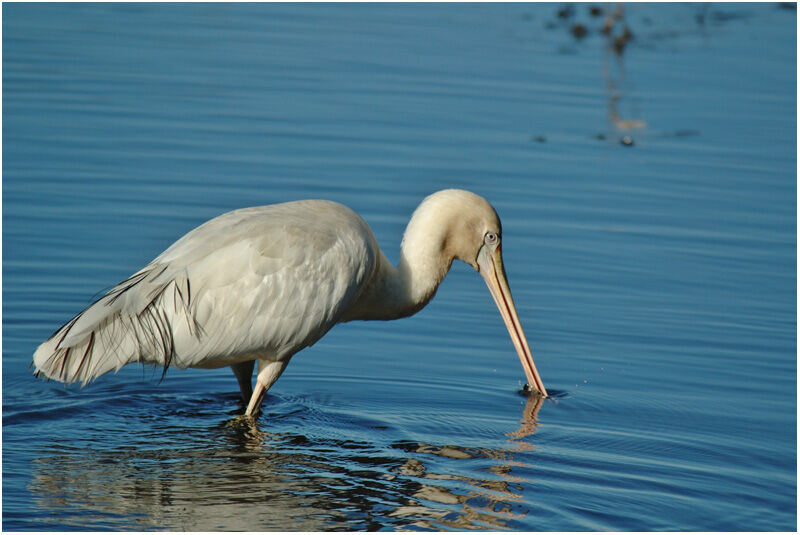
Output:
top-left (32, 264), bottom-right (199, 385)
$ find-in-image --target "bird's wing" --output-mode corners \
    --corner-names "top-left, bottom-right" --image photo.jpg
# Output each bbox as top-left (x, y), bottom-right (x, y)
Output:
top-left (32, 200), bottom-right (378, 384)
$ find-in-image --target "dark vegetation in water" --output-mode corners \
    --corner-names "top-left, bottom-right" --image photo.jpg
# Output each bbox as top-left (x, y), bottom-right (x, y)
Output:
top-left (521, 383), bottom-right (567, 398)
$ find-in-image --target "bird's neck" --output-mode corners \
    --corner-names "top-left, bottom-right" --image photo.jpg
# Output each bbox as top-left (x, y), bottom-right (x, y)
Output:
top-left (395, 234), bottom-right (453, 316)
top-left (343, 212), bottom-right (453, 322)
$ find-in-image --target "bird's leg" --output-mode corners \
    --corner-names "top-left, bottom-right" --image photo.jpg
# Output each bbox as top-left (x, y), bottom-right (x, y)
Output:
top-left (244, 359), bottom-right (289, 417)
top-left (231, 360), bottom-right (255, 402)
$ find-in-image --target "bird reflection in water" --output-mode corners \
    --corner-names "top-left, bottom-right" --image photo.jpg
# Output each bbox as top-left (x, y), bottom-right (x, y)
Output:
top-left (29, 425), bottom-right (350, 530)
top-left (29, 395), bottom-right (546, 530)
top-left (387, 394), bottom-right (545, 530)
top-left (506, 391), bottom-right (546, 444)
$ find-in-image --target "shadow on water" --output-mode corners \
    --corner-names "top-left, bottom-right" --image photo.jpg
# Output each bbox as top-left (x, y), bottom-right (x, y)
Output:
top-left (27, 395), bottom-right (548, 531)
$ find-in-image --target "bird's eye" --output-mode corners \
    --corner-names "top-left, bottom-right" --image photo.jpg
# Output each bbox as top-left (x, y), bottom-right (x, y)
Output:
top-left (484, 232), bottom-right (498, 245)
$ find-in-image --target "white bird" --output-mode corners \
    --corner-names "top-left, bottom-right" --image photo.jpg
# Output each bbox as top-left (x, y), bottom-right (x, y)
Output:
top-left (33, 189), bottom-right (547, 416)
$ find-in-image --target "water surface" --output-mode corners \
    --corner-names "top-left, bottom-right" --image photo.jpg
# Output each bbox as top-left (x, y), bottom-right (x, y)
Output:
top-left (3, 3), bottom-right (796, 531)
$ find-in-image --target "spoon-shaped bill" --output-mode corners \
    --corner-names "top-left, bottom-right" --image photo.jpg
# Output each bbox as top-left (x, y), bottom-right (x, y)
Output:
top-left (477, 245), bottom-right (548, 397)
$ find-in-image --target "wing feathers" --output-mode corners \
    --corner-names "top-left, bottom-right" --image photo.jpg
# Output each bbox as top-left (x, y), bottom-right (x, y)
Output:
top-left (32, 199), bottom-right (380, 386)
top-left (32, 264), bottom-right (194, 385)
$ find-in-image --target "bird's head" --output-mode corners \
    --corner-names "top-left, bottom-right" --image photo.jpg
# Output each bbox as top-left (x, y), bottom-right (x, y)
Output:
top-left (405, 189), bottom-right (548, 397)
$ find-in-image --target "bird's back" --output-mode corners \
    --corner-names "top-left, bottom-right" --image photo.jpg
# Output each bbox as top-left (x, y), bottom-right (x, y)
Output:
top-left (33, 200), bottom-right (380, 384)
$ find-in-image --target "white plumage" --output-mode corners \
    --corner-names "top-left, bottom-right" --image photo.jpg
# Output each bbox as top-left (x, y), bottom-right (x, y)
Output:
top-left (33, 189), bottom-right (547, 417)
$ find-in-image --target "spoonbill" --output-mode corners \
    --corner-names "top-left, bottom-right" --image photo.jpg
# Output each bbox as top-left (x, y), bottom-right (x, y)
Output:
top-left (33, 189), bottom-right (547, 416)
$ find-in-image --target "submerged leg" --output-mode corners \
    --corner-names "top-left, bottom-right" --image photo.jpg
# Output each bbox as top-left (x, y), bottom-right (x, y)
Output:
top-left (245, 359), bottom-right (289, 417)
top-left (231, 360), bottom-right (255, 402)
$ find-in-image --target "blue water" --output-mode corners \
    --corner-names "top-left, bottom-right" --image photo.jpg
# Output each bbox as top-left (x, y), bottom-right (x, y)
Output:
top-left (3, 3), bottom-right (796, 531)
